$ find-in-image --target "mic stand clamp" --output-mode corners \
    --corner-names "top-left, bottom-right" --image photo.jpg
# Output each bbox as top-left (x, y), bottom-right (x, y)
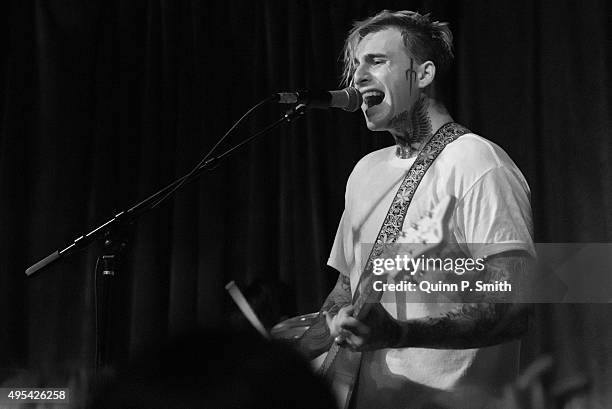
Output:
top-left (284, 104), bottom-right (307, 122)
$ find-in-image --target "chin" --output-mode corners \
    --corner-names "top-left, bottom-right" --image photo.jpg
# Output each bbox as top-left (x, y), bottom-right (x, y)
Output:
top-left (362, 104), bottom-right (392, 131)
top-left (363, 113), bottom-right (391, 131)
top-left (365, 122), bottom-right (386, 131)
top-left (364, 120), bottom-right (377, 130)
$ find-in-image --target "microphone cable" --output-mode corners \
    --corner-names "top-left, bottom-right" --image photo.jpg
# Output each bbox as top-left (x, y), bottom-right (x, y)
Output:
top-left (149, 95), bottom-right (277, 210)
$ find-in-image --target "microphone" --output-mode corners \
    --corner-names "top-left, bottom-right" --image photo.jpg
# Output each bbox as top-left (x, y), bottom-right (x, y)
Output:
top-left (274, 87), bottom-right (362, 112)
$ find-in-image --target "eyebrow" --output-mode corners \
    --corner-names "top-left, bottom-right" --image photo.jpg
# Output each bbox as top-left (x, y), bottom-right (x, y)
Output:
top-left (353, 53), bottom-right (389, 64)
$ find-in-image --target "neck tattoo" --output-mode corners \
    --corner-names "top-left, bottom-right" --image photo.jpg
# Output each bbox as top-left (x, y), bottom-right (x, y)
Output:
top-left (389, 95), bottom-right (433, 159)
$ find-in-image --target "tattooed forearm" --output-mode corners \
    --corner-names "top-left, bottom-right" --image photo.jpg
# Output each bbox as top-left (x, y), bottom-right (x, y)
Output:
top-left (395, 253), bottom-right (532, 349)
top-left (296, 273), bottom-right (351, 359)
top-left (389, 94), bottom-right (432, 158)
top-left (320, 274), bottom-right (351, 316)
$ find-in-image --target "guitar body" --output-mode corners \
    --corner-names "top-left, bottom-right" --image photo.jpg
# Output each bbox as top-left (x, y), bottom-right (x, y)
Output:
top-left (320, 346), bottom-right (361, 409)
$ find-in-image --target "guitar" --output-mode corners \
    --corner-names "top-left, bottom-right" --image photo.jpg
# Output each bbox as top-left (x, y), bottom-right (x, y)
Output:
top-left (273, 196), bottom-right (456, 409)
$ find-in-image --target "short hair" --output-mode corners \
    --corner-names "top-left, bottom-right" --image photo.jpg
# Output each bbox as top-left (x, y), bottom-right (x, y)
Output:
top-left (341, 10), bottom-right (454, 87)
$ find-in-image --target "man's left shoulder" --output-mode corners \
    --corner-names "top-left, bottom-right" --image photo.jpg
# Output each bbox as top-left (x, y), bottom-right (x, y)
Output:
top-left (444, 133), bottom-right (516, 169)
top-left (436, 132), bottom-right (525, 180)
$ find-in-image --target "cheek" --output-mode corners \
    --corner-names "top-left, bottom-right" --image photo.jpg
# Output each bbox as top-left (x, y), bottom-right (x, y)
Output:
top-left (388, 86), bottom-right (412, 114)
top-left (384, 71), bottom-right (413, 112)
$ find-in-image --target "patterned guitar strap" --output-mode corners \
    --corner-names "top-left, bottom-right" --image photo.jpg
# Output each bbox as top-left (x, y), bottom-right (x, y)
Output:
top-left (352, 121), bottom-right (470, 303)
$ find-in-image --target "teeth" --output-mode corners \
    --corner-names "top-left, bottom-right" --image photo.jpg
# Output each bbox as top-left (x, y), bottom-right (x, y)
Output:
top-left (362, 90), bottom-right (384, 98)
top-left (362, 90), bottom-right (385, 107)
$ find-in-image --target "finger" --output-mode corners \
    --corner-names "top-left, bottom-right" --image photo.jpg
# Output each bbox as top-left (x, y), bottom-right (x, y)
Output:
top-left (348, 335), bottom-right (364, 351)
top-left (335, 333), bottom-right (357, 350)
top-left (324, 311), bottom-right (341, 337)
top-left (323, 311), bottom-right (332, 328)
top-left (337, 305), bottom-right (355, 318)
top-left (340, 317), bottom-right (370, 335)
top-left (341, 333), bottom-right (362, 351)
top-left (340, 328), bottom-right (352, 339)
top-left (343, 305), bottom-right (355, 317)
top-left (335, 328), bottom-right (354, 345)
top-left (340, 329), bottom-right (368, 352)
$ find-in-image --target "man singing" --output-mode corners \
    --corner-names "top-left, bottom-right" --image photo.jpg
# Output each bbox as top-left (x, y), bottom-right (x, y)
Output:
top-left (320, 10), bottom-right (534, 408)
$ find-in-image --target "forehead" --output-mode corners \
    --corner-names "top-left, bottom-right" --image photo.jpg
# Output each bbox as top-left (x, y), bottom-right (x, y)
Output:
top-left (354, 27), bottom-right (408, 60)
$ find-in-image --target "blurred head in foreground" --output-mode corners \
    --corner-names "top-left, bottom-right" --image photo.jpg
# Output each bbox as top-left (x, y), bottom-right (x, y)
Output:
top-left (88, 328), bottom-right (335, 409)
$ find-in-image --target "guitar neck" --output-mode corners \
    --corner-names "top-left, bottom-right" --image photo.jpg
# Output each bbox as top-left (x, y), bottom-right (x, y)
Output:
top-left (352, 269), bottom-right (384, 320)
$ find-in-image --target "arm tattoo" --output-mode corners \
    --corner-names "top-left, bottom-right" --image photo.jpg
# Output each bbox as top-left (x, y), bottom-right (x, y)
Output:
top-left (397, 253), bottom-right (532, 349)
top-left (297, 274), bottom-right (351, 359)
top-left (320, 274), bottom-right (351, 316)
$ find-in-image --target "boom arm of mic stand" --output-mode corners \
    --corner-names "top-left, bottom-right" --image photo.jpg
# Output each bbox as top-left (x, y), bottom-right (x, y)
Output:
top-left (25, 104), bottom-right (307, 277)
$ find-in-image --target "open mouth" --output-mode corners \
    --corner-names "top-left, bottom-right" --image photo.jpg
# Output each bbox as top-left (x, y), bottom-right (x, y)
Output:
top-left (362, 90), bottom-right (385, 108)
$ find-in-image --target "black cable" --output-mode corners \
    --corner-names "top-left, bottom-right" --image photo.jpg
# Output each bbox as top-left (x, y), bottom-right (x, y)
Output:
top-left (149, 95), bottom-right (276, 210)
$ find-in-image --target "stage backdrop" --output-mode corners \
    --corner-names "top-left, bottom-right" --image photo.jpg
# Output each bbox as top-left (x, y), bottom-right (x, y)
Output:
top-left (1, 0), bottom-right (611, 405)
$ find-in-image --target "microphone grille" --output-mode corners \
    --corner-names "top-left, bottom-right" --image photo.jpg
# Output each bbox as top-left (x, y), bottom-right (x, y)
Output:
top-left (343, 87), bottom-right (363, 112)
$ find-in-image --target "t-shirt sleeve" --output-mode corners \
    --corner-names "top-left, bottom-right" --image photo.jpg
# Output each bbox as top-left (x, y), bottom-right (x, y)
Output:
top-left (327, 209), bottom-right (352, 277)
top-left (453, 166), bottom-right (535, 259)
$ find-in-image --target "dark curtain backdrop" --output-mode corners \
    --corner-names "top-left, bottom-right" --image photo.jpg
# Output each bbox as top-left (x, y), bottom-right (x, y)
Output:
top-left (1, 0), bottom-right (611, 405)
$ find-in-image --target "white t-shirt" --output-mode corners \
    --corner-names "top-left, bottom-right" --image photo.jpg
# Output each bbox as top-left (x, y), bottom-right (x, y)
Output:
top-left (328, 133), bottom-right (534, 408)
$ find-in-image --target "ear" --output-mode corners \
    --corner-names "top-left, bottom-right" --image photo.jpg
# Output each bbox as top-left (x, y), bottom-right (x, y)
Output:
top-left (418, 61), bottom-right (436, 88)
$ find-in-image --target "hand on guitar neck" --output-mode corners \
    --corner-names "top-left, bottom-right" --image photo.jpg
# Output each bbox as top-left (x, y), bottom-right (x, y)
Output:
top-left (324, 302), bottom-right (402, 352)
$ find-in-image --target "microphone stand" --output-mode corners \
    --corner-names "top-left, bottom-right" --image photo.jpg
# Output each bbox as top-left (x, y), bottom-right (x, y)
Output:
top-left (25, 103), bottom-right (307, 369)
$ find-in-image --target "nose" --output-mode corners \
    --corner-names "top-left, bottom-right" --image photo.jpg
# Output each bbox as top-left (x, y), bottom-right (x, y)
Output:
top-left (353, 63), bottom-right (371, 87)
